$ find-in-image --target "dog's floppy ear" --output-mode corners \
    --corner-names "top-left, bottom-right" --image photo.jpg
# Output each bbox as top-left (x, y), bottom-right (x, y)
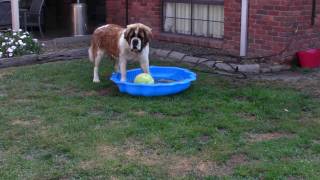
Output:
top-left (124, 27), bottom-right (134, 44)
top-left (141, 24), bottom-right (152, 43)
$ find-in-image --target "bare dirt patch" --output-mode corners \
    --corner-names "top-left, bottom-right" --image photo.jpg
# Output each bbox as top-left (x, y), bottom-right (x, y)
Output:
top-left (97, 86), bottom-right (119, 96)
top-left (132, 110), bottom-right (148, 116)
top-left (79, 144), bottom-right (119, 170)
top-left (246, 132), bottom-right (295, 143)
top-left (79, 160), bottom-right (99, 170)
top-left (169, 157), bottom-right (195, 176)
top-left (121, 141), bottom-right (250, 177)
top-left (195, 154), bottom-right (247, 177)
top-left (198, 135), bottom-right (211, 144)
top-left (255, 69), bottom-right (320, 98)
top-left (237, 112), bottom-right (257, 121)
top-left (0, 70), bottom-right (14, 79)
top-left (83, 90), bottom-right (98, 97)
top-left (11, 119), bottom-right (41, 126)
top-left (97, 144), bottom-right (118, 159)
top-left (94, 142), bottom-right (250, 178)
top-left (125, 148), bottom-right (139, 157)
top-left (228, 154), bottom-right (248, 165)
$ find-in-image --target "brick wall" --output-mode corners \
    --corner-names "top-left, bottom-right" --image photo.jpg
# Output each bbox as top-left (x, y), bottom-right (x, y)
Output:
top-left (248, 0), bottom-right (320, 63)
top-left (105, 0), bottom-right (238, 53)
top-left (106, 0), bottom-right (126, 26)
top-left (105, 0), bottom-right (320, 63)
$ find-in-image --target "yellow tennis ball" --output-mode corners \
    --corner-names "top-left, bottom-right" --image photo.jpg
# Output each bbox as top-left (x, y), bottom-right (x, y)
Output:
top-left (134, 73), bottom-right (154, 84)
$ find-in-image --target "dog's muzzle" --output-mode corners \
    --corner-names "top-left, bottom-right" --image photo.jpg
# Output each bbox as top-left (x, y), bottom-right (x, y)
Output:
top-left (131, 37), bottom-right (142, 52)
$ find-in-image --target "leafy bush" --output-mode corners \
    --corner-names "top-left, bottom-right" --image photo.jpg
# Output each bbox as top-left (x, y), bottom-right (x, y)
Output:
top-left (0, 29), bottom-right (41, 58)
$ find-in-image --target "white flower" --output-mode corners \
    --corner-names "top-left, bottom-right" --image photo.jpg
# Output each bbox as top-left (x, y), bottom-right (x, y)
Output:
top-left (20, 35), bottom-right (26, 39)
top-left (1, 42), bottom-right (5, 46)
top-left (13, 32), bottom-right (17, 36)
top-left (7, 48), bottom-right (13, 53)
top-left (15, 42), bottom-right (19, 45)
top-left (41, 43), bottom-right (45, 46)
top-left (4, 37), bottom-right (8, 40)
top-left (33, 38), bottom-right (38, 43)
top-left (18, 29), bottom-right (23, 32)
top-left (9, 53), bottom-right (13, 57)
top-left (11, 46), bottom-right (16, 50)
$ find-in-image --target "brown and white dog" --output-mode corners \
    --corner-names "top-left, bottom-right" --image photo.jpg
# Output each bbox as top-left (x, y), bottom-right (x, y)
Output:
top-left (88, 23), bottom-right (152, 83)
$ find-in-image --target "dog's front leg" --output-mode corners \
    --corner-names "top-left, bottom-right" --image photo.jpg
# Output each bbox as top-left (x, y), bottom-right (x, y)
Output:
top-left (119, 57), bottom-right (127, 82)
top-left (140, 54), bottom-right (150, 74)
top-left (140, 62), bottom-right (149, 74)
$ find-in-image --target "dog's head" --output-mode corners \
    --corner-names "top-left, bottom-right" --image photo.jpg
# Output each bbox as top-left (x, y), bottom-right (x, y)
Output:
top-left (124, 23), bottom-right (152, 53)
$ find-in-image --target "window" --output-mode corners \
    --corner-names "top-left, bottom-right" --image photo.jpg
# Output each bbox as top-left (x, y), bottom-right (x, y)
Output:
top-left (163, 0), bottom-right (224, 38)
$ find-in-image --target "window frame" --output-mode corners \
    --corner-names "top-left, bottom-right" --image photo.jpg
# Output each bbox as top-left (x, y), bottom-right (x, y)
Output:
top-left (162, 0), bottom-right (225, 38)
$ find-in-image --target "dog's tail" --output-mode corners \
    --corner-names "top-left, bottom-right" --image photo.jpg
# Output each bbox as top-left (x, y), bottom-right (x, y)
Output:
top-left (88, 36), bottom-right (99, 63)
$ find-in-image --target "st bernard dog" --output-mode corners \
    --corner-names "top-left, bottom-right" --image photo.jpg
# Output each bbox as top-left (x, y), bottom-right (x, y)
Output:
top-left (88, 23), bottom-right (152, 83)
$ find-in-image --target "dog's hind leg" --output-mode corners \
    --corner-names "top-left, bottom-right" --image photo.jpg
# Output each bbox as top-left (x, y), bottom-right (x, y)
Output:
top-left (112, 57), bottom-right (120, 73)
top-left (93, 49), bottom-right (104, 83)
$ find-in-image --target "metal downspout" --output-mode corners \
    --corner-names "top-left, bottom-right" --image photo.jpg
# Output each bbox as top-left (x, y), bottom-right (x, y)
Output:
top-left (240, 0), bottom-right (249, 57)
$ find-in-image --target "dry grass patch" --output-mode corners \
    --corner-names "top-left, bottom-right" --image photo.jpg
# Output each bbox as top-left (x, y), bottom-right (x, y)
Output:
top-left (0, 69), bottom-right (14, 79)
top-left (97, 144), bottom-right (118, 159)
top-left (83, 90), bottom-right (98, 97)
top-left (237, 112), bottom-right (257, 121)
top-left (79, 160), bottom-right (99, 171)
top-left (103, 141), bottom-right (251, 178)
top-left (11, 118), bottom-right (41, 126)
top-left (132, 110), bottom-right (148, 117)
top-left (246, 132), bottom-right (295, 143)
top-left (97, 86), bottom-right (119, 96)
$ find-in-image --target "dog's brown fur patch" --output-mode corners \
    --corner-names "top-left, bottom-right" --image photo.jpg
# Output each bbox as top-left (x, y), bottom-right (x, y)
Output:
top-left (90, 24), bottom-right (123, 60)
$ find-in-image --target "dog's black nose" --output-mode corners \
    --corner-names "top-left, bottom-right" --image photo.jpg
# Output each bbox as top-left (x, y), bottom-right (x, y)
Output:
top-left (132, 39), bottom-right (139, 47)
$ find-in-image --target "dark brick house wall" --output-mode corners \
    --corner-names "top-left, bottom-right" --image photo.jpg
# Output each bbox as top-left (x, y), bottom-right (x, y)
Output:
top-left (106, 0), bottom-right (320, 63)
top-left (248, 0), bottom-right (320, 62)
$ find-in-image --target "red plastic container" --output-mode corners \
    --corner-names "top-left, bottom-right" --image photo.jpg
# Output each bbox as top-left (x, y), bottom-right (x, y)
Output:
top-left (296, 49), bottom-right (320, 68)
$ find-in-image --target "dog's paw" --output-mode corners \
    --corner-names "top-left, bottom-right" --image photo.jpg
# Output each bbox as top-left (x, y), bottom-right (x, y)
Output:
top-left (93, 79), bottom-right (101, 83)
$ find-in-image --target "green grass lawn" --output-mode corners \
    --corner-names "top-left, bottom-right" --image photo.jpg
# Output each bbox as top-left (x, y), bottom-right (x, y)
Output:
top-left (0, 59), bottom-right (319, 179)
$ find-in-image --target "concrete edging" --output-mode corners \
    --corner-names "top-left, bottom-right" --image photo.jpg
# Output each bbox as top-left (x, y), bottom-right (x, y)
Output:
top-left (149, 48), bottom-right (291, 74)
top-left (0, 48), bottom-right (88, 68)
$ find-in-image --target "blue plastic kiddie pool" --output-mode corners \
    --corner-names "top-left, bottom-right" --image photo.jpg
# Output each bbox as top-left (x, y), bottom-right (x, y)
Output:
top-left (110, 66), bottom-right (196, 97)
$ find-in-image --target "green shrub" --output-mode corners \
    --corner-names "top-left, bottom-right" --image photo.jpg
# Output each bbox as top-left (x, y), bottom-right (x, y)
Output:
top-left (0, 29), bottom-right (41, 58)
